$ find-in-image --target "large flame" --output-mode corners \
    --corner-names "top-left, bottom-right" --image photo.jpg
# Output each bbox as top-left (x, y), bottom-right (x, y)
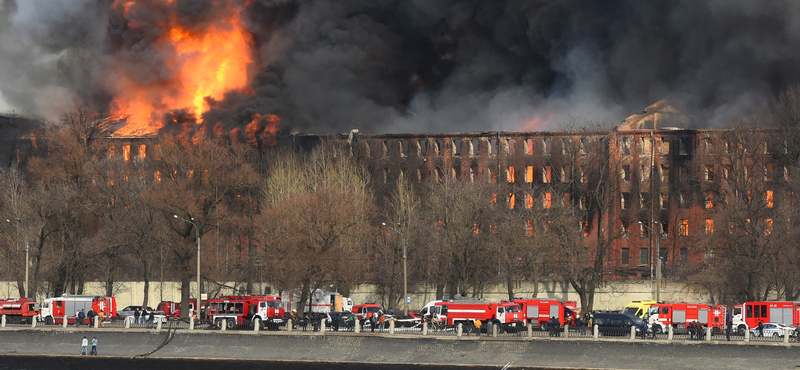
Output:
top-left (110, 0), bottom-right (253, 136)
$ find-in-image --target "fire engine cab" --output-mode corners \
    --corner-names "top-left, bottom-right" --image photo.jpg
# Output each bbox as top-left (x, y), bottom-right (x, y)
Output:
top-left (514, 298), bottom-right (578, 330)
top-left (731, 301), bottom-right (800, 334)
top-left (431, 300), bottom-right (523, 332)
top-left (39, 294), bottom-right (116, 325)
top-left (0, 298), bottom-right (40, 324)
top-left (646, 303), bottom-right (726, 333)
top-left (206, 295), bottom-right (284, 330)
top-left (352, 303), bottom-right (382, 320)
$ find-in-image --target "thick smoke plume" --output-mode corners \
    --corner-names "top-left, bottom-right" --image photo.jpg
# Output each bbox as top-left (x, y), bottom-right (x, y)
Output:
top-left (2, 0), bottom-right (800, 134)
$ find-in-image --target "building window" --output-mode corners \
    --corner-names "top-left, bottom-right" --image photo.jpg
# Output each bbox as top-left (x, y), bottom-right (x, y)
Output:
top-left (621, 220), bottom-right (631, 236)
top-left (542, 138), bottom-right (551, 155)
top-left (507, 166), bottom-right (515, 183)
top-left (660, 193), bottom-right (668, 208)
top-left (660, 165), bottom-right (669, 182)
top-left (640, 221), bottom-right (650, 237)
top-left (765, 218), bottom-right (773, 235)
top-left (525, 220), bottom-right (533, 237)
top-left (765, 163), bottom-right (773, 181)
top-left (621, 165), bottom-right (630, 182)
top-left (526, 166), bottom-right (534, 183)
top-left (704, 165), bottom-right (714, 181)
top-left (621, 248), bottom-right (630, 266)
top-left (679, 137), bottom-right (689, 155)
top-left (661, 139), bottom-right (670, 155)
top-left (640, 164), bottom-right (650, 182)
top-left (583, 220), bottom-right (590, 236)
top-left (543, 193), bottom-right (552, 209)
top-left (123, 145), bottom-right (131, 161)
top-left (509, 193), bottom-right (516, 209)
top-left (139, 144), bottom-right (146, 159)
top-left (640, 193), bottom-right (650, 210)
top-left (705, 192), bottom-right (714, 209)
top-left (525, 138), bottom-right (534, 155)
top-left (660, 220), bottom-right (668, 236)
top-left (621, 138), bottom-right (631, 155)
top-left (561, 167), bottom-right (569, 183)
top-left (543, 166), bottom-right (552, 183)
top-left (641, 137), bottom-right (652, 154)
top-left (563, 193), bottom-right (570, 208)
top-left (640, 248), bottom-right (649, 266)
top-left (679, 219), bottom-right (689, 236)
top-left (526, 194), bottom-right (533, 209)
top-left (679, 192), bottom-right (689, 208)
top-left (766, 190), bottom-right (774, 208)
top-left (705, 219), bottom-right (714, 235)
top-left (562, 138), bottom-right (571, 155)
top-left (680, 248), bottom-right (688, 264)
top-left (621, 192), bottom-right (631, 210)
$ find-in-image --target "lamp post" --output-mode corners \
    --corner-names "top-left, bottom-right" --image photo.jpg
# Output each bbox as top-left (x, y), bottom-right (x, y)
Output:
top-left (638, 221), bottom-right (661, 302)
top-left (6, 218), bottom-right (29, 299)
top-left (174, 215), bottom-right (201, 303)
top-left (382, 222), bottom-right (407, 315)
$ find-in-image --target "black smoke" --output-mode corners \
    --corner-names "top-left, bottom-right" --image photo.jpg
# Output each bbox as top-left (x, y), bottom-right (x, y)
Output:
top-left (2, 0), bottom-right (800, 134)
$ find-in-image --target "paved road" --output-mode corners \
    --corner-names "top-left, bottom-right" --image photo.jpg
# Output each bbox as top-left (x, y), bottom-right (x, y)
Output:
top-left (0, 329), bottom-right (798, 369)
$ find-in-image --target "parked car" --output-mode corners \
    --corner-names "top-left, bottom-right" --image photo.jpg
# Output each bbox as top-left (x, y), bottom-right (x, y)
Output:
top-left (592, 313), bottom-right (645, 337)
top-left (116, 306), bottom-right (166, 322)
top-left (749, 322), bottom-right (796, 337)
top-left (393, 312), bottom-right (422, 327)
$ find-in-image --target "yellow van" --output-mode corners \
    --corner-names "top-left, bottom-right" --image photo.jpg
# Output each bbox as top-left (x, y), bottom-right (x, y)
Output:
top-left (622, 300), bottom-right (658, 318)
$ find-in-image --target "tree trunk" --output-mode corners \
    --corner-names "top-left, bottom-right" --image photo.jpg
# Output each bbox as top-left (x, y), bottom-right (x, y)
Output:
top-left (506, 268), bottom-right (514, 300)
top-left (435, 283), bottom-right (444, 300)
top-left (142, 258), bottom-right (151, 307)
top-left (179, 260), bottom-right (191, 320)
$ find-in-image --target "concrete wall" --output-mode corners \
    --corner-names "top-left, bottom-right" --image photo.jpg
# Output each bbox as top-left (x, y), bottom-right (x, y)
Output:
top-left (0, 279), bottom-right (709, 312)
top-left (0, 329), bottom-right (798, 370)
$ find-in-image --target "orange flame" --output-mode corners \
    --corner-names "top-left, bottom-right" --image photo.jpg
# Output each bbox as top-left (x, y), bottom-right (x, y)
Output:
top-left (110, 0), bottom-right (253, 136)
top-left (523, 113), bottom-right (558, 131)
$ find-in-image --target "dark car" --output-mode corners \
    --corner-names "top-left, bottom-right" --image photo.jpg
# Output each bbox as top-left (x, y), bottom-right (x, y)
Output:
top-left (593, 313), bottom-right (645, 337)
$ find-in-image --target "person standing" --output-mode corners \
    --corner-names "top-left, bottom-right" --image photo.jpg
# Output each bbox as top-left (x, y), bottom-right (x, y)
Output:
top-left (474, 319), bottom-right (482, 337)
top-left (147, 310), bottom-right (156, 329)
top-left (725, 313), bottom-right (732, 341)
top-left (378, 311), bottom-right (386, 333)
top-left (98, 310), bottom-right (105, 327)
top-left (90, 337), bottom-right (98, 356)
top-left (134, 308), bottom-right (141, 325)
top-left (80, 336), bottom-right (88, 355)
top-left (77, 309), bottom-right (85, 328)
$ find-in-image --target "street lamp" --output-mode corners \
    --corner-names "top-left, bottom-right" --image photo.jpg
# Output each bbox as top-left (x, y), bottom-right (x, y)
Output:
top-left (382, 222), bottom-right (408, 315)
top-left (174, 215), bottom-right (201, 303)
top-left (638, 220), bottom-right (661, 302)
top-left (7, 218), bottom-right (29, 299)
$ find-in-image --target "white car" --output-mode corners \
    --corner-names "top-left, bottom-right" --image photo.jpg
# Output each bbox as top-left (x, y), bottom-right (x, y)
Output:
top-left (749, 322), bottom-right (796, 337)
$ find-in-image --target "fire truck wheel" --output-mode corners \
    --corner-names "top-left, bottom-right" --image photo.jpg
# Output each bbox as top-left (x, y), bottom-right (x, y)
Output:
top-left (226, 319), bottom-right (235, 329)
top-left (539, 322), bottom-right (548, 331)
top-left (215, 321), bottom-right (223, 329)
top-left (44, 317), bottom-right (54, 326)
top-left (737, 325), bottom-right (746, 335)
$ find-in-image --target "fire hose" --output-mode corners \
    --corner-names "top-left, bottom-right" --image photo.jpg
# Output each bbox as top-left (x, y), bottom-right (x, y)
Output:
top-left (133, 318), bottom-right (189, 359)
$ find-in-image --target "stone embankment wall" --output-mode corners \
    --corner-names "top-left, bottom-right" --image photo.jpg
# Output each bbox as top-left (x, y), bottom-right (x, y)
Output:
top-left (0, 279), bottom-right (709, 311)
top-left (0, 329), bottom-right (798, 370)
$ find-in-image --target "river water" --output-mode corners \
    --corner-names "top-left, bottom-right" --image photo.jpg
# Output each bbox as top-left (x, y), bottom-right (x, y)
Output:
top-left (0, 356), bottom-right (534, 370)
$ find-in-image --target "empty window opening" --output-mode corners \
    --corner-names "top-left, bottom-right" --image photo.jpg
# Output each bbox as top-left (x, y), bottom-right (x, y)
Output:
top-left (544, 193), bottom-right (552, 209)
top-left (680, 219), bottom-right (689, 236)
top-left (123, 145), bottom-right (131, 161)
top-left (705, 219), bottom-right (714, 235)
top-left (620, 192), bottom-right (631, 210)
top-left (640, 193), bottom-right (650, 210)
top-left (509, 193), bottom-right (516, 209)
top-left (660, 139), bottom-right (670, 155)
top-left (508, 166), bottom-right (515, 183)
top-left (706, 192), bottom-right (714, 209)
top-left (526, 138), bottom-right (534, 155)
top-left (526, 194), bottom-right (534, 209)
top-left (766, 190), bottom-right (774, 208)
top-left (621, 138), bottom-right (630, 155)
top-left (507, 139), bottom-right (516, 156)
top-left (526, 166), bottom-right (534, 183)
top-left (543, 137), bottom-right (551, 155)
top-left (454, 139), bottom-right (461, 156)
top-left (139, 144), bottom-right (146, 159)
top-left (543, 166), bottom-right (552, 183)
top-left (621, 165), bottom-right (630, 182)
top-left (660, 165), bottom-right (669, 182)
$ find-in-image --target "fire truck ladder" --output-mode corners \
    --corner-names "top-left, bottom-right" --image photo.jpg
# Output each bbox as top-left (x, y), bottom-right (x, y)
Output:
top-left (132, 318), bottom-right (188, 358)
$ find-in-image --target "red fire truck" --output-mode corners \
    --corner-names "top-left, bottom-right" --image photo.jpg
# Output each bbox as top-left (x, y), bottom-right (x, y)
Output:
top-left (157, 298), bottom-right (207, 319)
top-left (514, 298), bottom-right (578, 330)
top-left (39, 294), bottom-right (116, 325)
top-left (431, 300), bottom-right (523, 332)
top-left (206, 295), bottom-right (285, 329)
top-left (0, 298), bottom-right (40, 324)
top-left (645, 303), bottom-right (726, 333)
top-left (730, 301), bottom-right (800, 334)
